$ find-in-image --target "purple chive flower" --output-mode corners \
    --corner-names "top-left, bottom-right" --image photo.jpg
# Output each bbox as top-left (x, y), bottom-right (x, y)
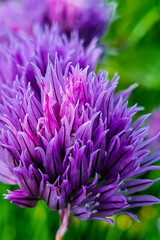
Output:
top-left (48, 0), bottom-right (113, 45)
top-left (148, 109), bottom-right (160, 150)
top-left (0, 0), bottom-right (48, 34)
top-left (0, 0), bottom-right (113, 44)
top-left (0, 58), bottom-right (160, 239)
top-left (0, 25), bottom-right (102, 99)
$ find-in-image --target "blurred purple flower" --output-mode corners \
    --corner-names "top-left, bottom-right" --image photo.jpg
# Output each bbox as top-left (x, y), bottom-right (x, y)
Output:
top-left (0, 0), bottom-right (113, 44)
top-left (0, 0), bottom-right (47, 33)
top-left (0, 25), bottom-right (102, 99)
top-left (48, 0), bottom-right (113, 45)
top-left (148, 109), bottom-right (160, 150)
top-left (0, 57), bottom-right (160, 238)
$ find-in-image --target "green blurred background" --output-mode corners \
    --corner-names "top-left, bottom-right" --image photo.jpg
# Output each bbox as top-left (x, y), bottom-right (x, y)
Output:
top-left (1, 0), bottom-right (160, 239)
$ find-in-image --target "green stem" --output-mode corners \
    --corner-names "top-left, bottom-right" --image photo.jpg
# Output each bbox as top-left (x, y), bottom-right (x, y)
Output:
top-left (55, 207), bottom-right (70, 240)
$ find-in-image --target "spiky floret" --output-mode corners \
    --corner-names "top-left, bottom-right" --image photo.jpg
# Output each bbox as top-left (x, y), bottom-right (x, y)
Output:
top-left (0, 60), bottom-right (160, 225)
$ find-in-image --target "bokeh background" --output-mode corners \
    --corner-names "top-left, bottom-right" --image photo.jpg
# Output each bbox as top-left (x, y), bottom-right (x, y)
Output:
top-left (0, 0), bottom-right (160, 239)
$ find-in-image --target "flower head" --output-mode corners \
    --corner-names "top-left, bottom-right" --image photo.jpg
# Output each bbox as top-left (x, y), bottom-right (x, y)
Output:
top-left (0, 0), bottom-right (113, 44)
top-left (0, 59), bottom-right (160, 229)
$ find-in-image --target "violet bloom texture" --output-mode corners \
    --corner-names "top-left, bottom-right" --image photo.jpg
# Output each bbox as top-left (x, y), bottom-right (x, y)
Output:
top-left (0, 26), bottom-right (102, 99)
top-left (0, 57), bottom-right (160, 239)
top-left (0, 0), bottom-right (113, 45)
top-left (0, 0), bottom-right (48, 34)
top-left (148, 109), bottom-right (160, 150)
top-left (48, 0), bottom-right (113, 45)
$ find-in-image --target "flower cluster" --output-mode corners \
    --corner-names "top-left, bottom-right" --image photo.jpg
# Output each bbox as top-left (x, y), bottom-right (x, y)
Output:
top-left (0, 57), bottom-right (160, 224)
top-left (0, 1), bottom-right (159, 239)
top-left (0, 0), bottom-right (113, 44)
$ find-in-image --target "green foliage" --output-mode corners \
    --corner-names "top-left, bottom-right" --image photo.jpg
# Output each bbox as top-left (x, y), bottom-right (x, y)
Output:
top-left (1, 0), bottom-right (160, 239)
top-left (100, 0), bottom-right (160, 112)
